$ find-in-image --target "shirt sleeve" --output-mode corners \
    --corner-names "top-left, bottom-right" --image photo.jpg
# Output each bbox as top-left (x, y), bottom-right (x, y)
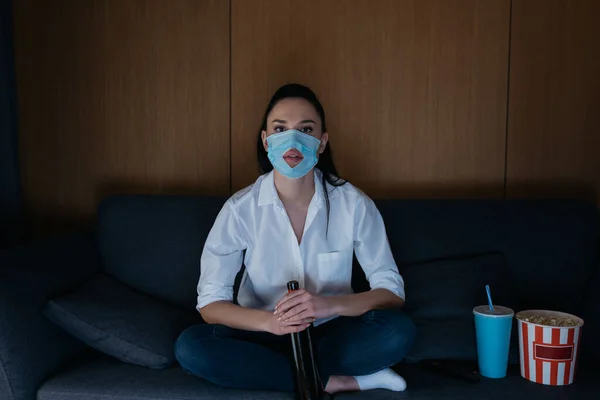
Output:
top-left (353, 195), bottom-right (406, 300)
top-left (196, 200), bottom-right (247, 311)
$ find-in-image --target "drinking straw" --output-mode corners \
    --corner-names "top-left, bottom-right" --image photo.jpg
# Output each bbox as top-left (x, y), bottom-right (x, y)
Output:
top-left (485, 285), bottom-right (494, 312)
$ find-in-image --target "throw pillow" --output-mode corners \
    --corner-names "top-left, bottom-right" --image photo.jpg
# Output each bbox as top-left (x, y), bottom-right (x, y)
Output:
top-left (44, 273), bottom-right (197, 369)
top-left (400, 252), bottom-right (519, 363)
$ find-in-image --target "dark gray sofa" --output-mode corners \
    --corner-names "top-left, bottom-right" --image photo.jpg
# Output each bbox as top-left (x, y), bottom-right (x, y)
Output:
top-left (1, 196), bottom-right (599, 400)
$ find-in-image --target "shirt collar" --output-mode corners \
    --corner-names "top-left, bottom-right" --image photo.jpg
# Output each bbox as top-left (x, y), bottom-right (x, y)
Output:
top-left (258, 169), bottom-right (326, 210)
top-left (257, 171), bottom-right (278, 207)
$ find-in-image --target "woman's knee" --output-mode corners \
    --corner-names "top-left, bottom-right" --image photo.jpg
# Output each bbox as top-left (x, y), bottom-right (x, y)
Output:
top-left (367, 309), bottom-right (417, 355)
top-left (174, 323), bottom-right (216, 373)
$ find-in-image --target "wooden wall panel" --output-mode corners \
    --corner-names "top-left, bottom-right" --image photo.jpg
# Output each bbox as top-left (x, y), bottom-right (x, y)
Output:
top-left (14, 0), bottom-right (230, 234)
top-left (506, 0), bottom-right (600, 203)
top-left (231, 0), bottom-right (510, 198)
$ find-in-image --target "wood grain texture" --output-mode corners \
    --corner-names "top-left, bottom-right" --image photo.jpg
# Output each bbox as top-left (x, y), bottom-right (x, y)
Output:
top-left (231, 0), bottom-right (510, 198)
top-left (506, 0), bottom-right (600, 202)
top-left (14, 0), bottom-right (230, 234)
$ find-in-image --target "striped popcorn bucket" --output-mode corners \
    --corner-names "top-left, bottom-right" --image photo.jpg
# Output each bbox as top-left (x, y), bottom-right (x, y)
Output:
top-left (516, 310), bottom-right (584, 386)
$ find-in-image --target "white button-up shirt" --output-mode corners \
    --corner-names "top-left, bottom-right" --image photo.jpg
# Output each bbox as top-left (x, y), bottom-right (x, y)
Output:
top-left (197, 169), bottom-right (405, 325)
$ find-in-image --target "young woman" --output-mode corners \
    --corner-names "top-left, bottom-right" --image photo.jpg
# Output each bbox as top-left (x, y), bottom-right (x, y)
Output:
top-left (175, 84), bottom-right (416, 394)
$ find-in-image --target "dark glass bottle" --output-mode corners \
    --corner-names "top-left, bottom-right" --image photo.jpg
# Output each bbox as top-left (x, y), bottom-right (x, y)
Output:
top-left (287, 280), bottom-right (324, 400)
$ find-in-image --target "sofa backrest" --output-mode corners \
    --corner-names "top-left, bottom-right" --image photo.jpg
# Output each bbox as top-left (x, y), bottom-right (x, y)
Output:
top-left (375, 199), bottom-right (599, 316)
top-left (97, 195), bottom-right (226, 311)
top-left (96, 195), bottom-right (599, 361)
top-left (375, 198), bottom-right (600, 363)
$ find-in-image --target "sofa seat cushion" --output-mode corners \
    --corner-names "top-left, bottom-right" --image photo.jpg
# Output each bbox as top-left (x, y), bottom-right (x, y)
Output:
top-left (36, 353), bottom-right (295, 400)
top-left (335, 362), bottom-right (600, 399)
top-left (37, 354), bottom-right (598, 400)
top-left (44, 273), bottom-right (197, 369)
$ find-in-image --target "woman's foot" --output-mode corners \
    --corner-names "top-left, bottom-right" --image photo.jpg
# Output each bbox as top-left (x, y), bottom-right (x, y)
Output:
top-left (325, 368), bottom-right (407, 394)
top-left (325, 375), bottom-right (359, 394)
top-left (355, 368), bottom-right (407, 391)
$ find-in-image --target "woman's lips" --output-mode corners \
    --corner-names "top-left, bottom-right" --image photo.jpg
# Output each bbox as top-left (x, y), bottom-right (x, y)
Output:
top-left (283, 149), bottom-right (303, 167)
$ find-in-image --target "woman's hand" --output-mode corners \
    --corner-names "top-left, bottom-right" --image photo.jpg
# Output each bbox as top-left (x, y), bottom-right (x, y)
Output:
top-left (274, 289), bottom-right (336, 324)
top-left (264, 312), bottom-right (312, 336)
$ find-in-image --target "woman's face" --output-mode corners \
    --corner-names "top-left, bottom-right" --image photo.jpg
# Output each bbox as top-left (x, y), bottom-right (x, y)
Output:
top-left (261, 97), bottom-right (329, 168)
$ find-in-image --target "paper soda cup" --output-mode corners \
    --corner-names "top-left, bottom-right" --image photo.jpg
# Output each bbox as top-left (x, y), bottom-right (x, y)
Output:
top-left (516, 310), bottom-right (584, 386)
top-left (473, 305), bottom-right (514, 378)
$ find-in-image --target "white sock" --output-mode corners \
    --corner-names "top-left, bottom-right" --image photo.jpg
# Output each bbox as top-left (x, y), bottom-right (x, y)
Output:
top-left (354, 368), bottom-right (407, 392)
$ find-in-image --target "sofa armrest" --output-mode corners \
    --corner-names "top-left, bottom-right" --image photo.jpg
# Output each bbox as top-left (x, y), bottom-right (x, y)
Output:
top-left (0, 233), bottom-right (100, 400)
top-left (582, 263), bottom-right (600, 364)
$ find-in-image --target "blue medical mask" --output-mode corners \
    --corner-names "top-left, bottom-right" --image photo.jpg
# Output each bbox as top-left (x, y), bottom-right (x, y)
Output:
top-left (266, 129), bottom-right (322, 179)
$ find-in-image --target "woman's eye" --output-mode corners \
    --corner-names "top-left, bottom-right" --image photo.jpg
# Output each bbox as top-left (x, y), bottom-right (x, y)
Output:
top-left (299, 127), bottom-right (313, 133)
top-left (273, 126), bottom-right (286, 133)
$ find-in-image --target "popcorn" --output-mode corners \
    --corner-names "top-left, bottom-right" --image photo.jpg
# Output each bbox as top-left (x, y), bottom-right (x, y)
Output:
top-left (517, 313), bottom-right (578, 327)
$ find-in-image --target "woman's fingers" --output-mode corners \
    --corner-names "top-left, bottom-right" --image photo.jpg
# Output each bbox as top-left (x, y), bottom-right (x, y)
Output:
top-left (279, 316), bottom-right (315, 326)
top-left (279, 302), bottom-right (309, 322)
top-left (275, 289), bottom-right (306, 312)
top-left (275, 292), bottom-right (308, 316)
top-left (281, 323), bottom-right (310, 334)
top-left (283, 309), bottom-right (313, 323)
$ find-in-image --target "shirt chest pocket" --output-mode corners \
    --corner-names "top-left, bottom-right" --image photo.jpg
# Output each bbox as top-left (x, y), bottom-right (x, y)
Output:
top-left (316, 250), bottom-right (353, 289)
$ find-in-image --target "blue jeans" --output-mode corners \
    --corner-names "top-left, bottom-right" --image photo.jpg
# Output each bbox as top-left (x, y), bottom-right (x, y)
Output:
top-left (174, 309), bottom-right (417, 392)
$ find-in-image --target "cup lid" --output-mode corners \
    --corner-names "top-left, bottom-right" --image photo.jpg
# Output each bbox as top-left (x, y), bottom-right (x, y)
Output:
top-left (473, 305), bottom-right (514, 317)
